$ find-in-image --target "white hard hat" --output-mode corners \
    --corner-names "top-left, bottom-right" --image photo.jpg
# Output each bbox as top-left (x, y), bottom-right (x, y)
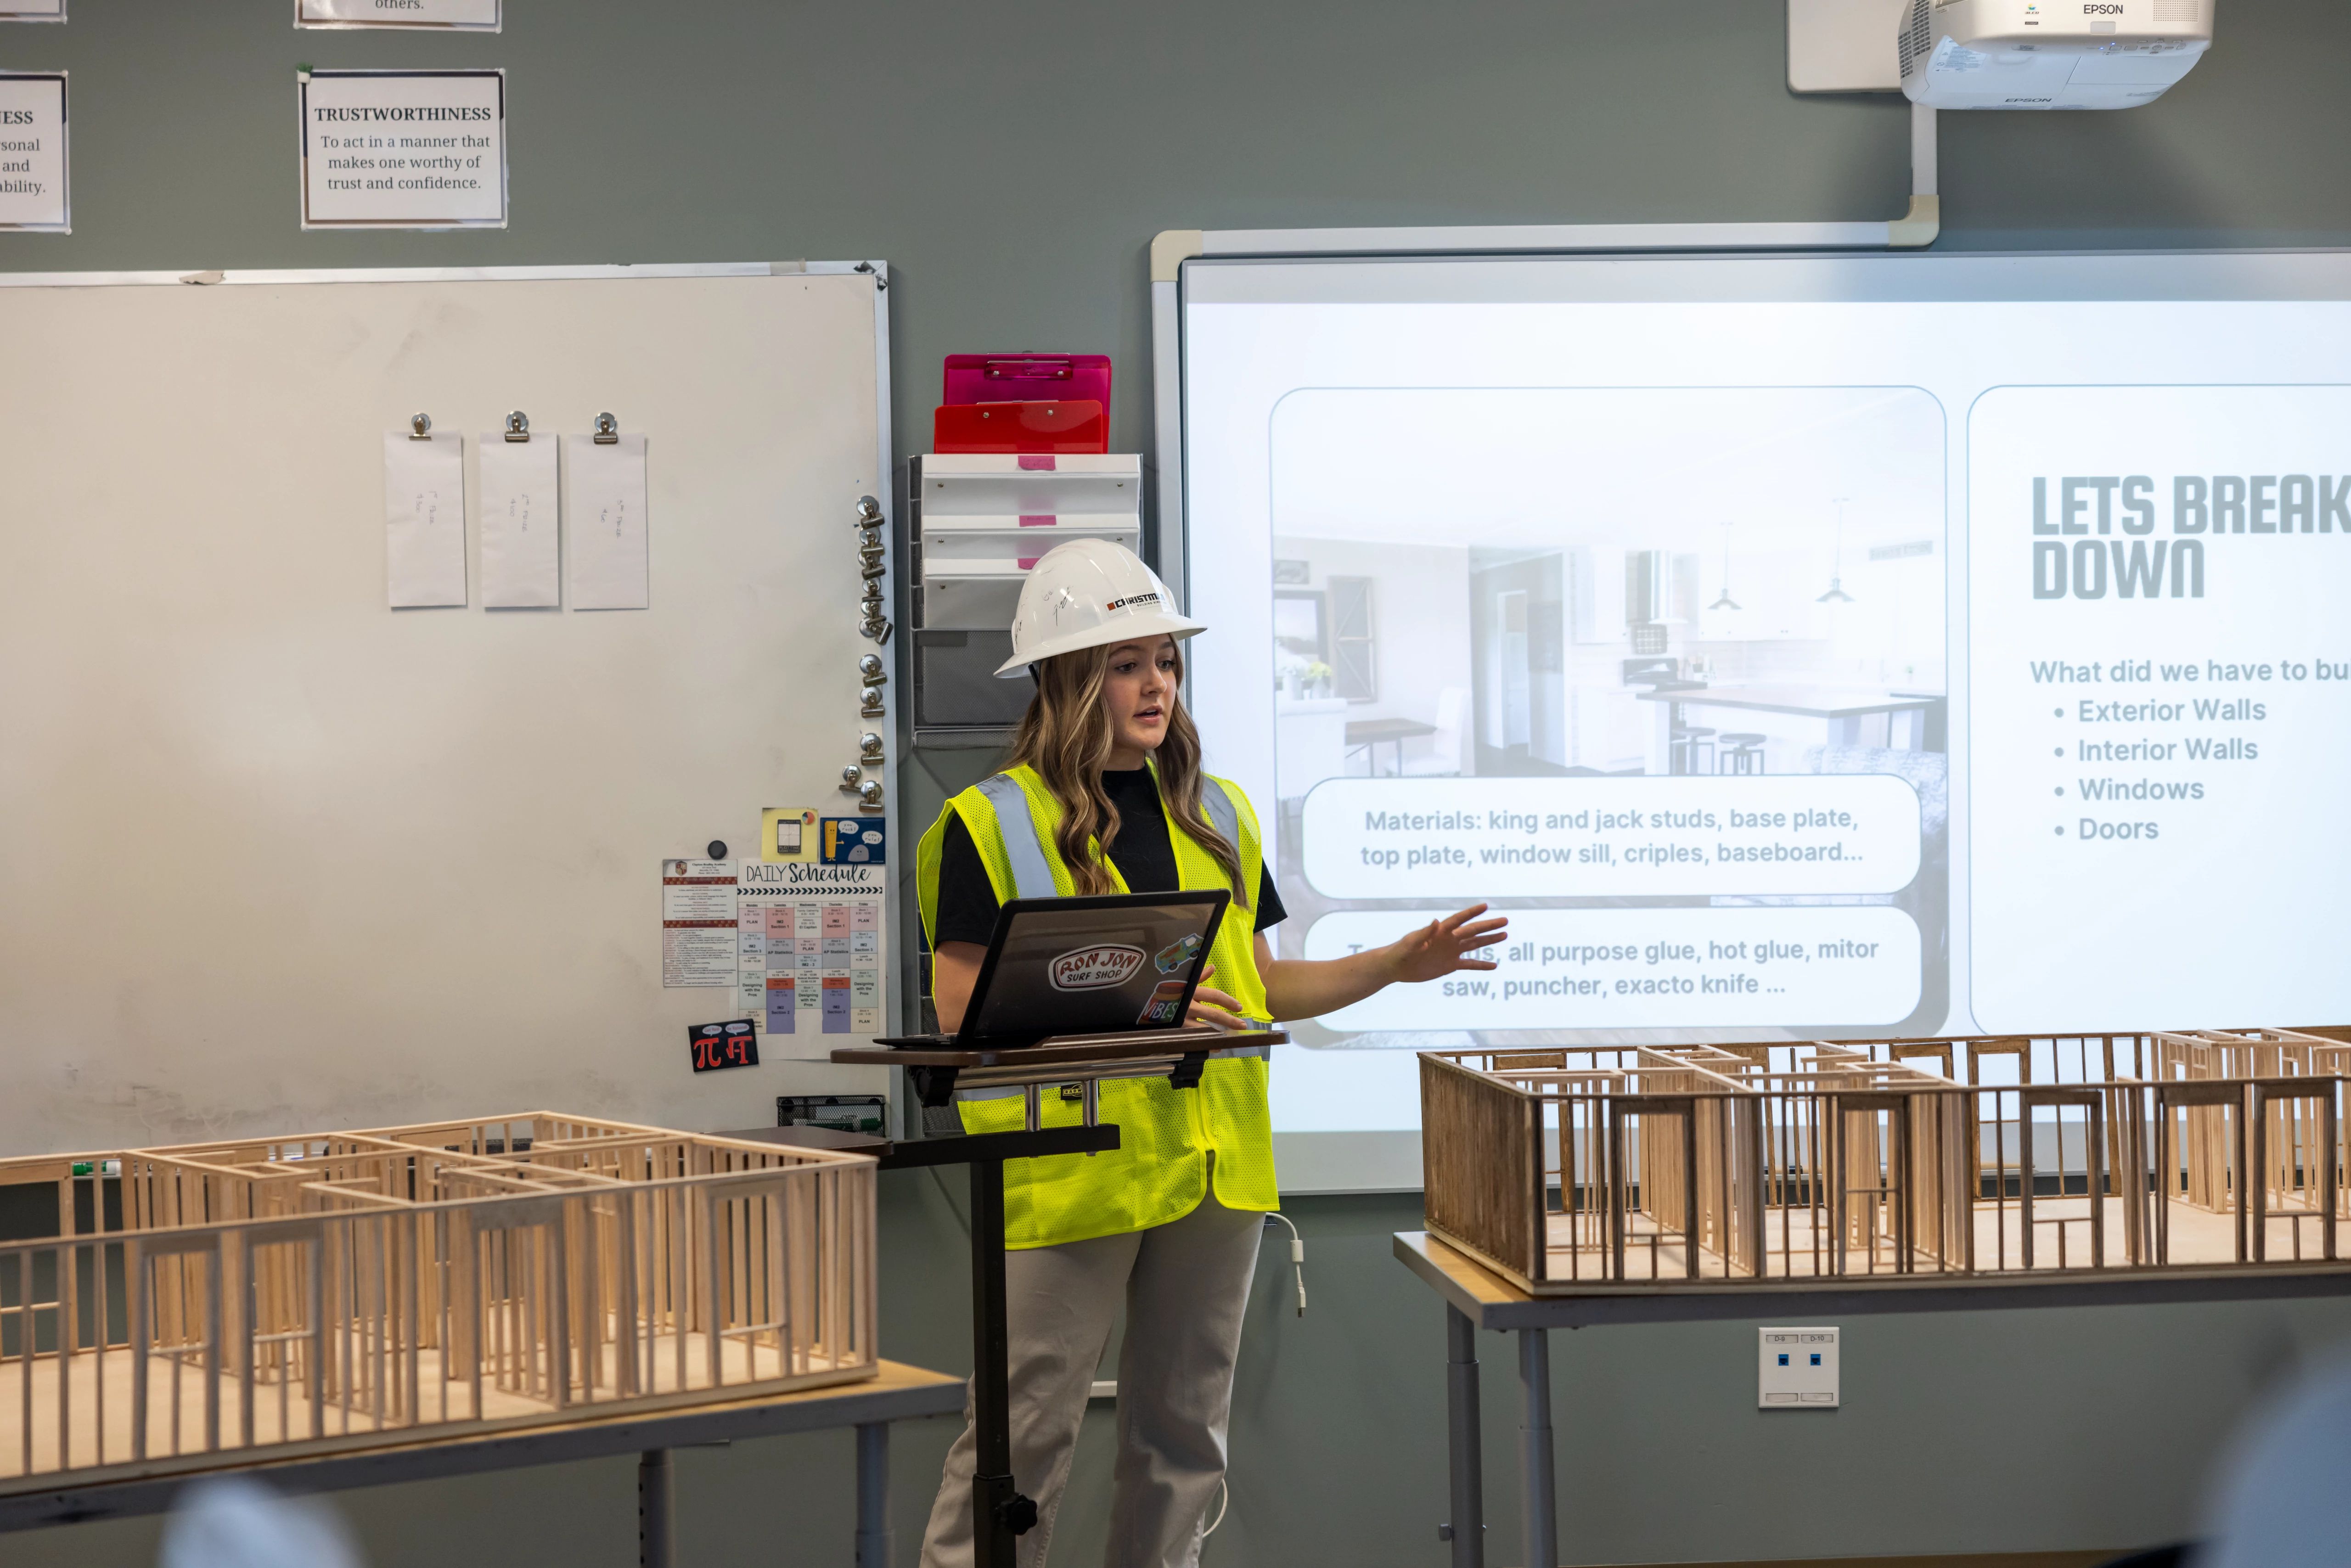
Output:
top-left (995, 539), bottom-right (1207, 677)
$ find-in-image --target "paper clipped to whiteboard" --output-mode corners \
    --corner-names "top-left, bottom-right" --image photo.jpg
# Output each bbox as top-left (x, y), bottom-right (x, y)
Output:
top-left (567, 432), bottom-right (650, 609)
top-left (382, 429), bottom-right (466, 607)
top-left (478, 433), bottom-right (560, 607)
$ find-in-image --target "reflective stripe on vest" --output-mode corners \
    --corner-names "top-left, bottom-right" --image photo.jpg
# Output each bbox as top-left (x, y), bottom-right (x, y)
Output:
top-left (1196, 779), bottom-right (1274, 1028)
top-left (975, 773), bottom-right (1057, 899)
top-left (1200, 777), bottom-right (1241, 858)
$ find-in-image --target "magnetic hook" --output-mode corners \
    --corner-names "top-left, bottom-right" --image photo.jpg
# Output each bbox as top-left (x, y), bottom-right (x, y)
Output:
top-left (409, 412), bottom-right (433, 440)
top-left (593, 412), bottom-right (620, 444)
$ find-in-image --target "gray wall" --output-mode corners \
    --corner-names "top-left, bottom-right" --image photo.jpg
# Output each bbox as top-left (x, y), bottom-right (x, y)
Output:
top-left (9, 2), bottom-right (2351, 1563)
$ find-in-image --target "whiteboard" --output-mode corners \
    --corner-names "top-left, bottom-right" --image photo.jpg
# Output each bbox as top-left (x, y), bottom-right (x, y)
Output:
top-left (0, 264), bottom-right (895, 1153)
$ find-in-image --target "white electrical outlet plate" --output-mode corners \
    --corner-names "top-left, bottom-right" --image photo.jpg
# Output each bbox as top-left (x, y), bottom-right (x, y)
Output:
top-left (1759, 1326), bottom-right (1840, 1408)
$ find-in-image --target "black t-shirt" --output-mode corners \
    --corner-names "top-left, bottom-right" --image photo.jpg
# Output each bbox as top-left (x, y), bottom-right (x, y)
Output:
top-left (931, 767), bottom-right (1284, 948)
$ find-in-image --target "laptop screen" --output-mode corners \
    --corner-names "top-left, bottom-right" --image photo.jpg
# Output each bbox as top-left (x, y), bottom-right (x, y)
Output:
top-left (960, 892), bottom-right (1229, 1047)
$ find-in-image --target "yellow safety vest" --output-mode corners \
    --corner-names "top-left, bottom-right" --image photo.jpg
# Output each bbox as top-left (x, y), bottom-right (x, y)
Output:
top-left (914, 762), bottom-right (1280, 1248)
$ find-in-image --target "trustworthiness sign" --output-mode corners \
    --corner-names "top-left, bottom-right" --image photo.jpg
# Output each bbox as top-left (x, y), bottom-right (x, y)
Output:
top-left (298, 68), bottom-right (506, 229)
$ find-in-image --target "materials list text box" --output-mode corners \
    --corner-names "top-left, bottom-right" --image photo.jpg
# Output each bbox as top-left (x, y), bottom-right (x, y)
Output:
top-left (1303, 906), bottom-right (1923, 1033)
top-left (1299, 777), bottom-right (1922, 900)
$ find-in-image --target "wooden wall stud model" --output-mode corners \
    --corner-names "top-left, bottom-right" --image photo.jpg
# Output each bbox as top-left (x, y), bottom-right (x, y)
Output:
top-left (1421, 1029), bottom-right (2348, 1294)
top-left (0, 1115), bottom-right (877, 1491)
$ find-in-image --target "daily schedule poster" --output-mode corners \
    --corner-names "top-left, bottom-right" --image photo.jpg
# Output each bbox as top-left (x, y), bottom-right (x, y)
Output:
top-left (736, 862), bottom-right (886, 1059)
top-left (1179, 251), bottom-right (2351, 1135)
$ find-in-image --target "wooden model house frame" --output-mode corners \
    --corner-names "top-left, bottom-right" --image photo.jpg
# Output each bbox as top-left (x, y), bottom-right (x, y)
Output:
top-left (0, 1114), bottom-right (877, 1495)
top-left (1422, 1030), bottom-right (2349, 1295)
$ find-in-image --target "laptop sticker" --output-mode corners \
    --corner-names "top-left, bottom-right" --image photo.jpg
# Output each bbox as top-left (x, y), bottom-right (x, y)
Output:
top-left (1048, 944), bottom-right (1145, 991)
top-left (1136, 978), bottom-right (1189, 1027)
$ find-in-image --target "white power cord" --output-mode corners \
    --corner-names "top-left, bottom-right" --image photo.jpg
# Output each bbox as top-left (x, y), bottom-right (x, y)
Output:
top-left (1201, 1477), bottom-right (1230, 1539)
top-left (1264, 1213), bottom-right (1306, 1316)
top-left (1200, 1215), bottom-right (1305, 1549)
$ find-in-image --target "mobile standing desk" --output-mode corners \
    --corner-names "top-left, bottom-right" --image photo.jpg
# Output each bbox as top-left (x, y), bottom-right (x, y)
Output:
top-left (831, 1027), bottom-right (1286, 1568)
top-left (1395, 1230), bottom-right (2351, 1568)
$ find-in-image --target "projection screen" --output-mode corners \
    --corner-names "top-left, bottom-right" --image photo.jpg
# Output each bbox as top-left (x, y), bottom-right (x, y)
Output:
top-left (1172, 247), bottom-right (2351, 1190)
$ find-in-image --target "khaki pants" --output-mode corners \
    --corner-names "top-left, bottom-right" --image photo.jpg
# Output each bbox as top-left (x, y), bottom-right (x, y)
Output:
top-left (917, 1184), bottom-right (1265, 1568)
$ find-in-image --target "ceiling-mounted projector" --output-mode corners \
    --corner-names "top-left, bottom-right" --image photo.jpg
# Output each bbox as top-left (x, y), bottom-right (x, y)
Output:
top-left (1898, 0), bottom-right (2214, 109)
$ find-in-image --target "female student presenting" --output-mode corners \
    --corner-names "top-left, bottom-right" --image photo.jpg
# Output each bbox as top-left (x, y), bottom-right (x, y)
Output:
top-left (916, 540), bottom-right (1504, 1568)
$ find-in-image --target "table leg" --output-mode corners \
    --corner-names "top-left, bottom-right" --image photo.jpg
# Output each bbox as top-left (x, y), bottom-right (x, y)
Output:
top-left (1519, 1328), bottom-right (1557, 1568)
top-left (855, 1422), bottom-right (892, 1568)
top-left (969, 1158), bottom-right (1035, 1568)
top-left (638, 1448), bottom-right (675, 1568)
top-left (1444, 1305), bottom-right (1485, 1568)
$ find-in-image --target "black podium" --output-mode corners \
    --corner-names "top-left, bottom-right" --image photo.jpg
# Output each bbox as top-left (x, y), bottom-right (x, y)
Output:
top-left (814, 1026), bottom-right (1287, 1567)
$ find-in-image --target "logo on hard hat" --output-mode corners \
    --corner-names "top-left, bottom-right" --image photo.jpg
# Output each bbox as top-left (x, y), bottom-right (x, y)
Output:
top-left (1047, 944), bottom-right (1147, 991)
top-left (1105, 592), bottom-right (1162, 612)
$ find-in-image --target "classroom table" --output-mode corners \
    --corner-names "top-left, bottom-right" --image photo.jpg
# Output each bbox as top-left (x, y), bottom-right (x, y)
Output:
top-left (1345, 716), bottom-right (1439, 776)
top-left (1393, 1230), bottom-right (2351, 1568)
top-left (0, 1359), bottom-right (967, 1568)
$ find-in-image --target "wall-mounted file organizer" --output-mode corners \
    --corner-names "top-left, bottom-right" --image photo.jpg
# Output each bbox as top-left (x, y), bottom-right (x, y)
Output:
top-left (909, 452), bottom-right (1142, 747)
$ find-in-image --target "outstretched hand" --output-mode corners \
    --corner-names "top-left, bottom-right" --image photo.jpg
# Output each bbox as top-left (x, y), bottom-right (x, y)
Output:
top-left (1386, 905), bottom-right (1509, 984)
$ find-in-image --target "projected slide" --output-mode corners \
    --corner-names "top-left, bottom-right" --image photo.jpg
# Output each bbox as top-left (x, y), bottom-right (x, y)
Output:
top-left (1264, 386), bottom-right (1947, 1035)
top-left (1180, 252), bottom-right (2351, 1141)
top-left (1968, 383), bottom-right (2351, 1030)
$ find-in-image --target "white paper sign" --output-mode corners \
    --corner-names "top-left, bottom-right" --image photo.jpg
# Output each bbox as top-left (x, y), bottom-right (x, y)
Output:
top-left (478, 434), bottom-right (560, 608)
top-left (297, 0), bottom-right (500, 29)
top-left (383, 431), bottom-right (467, 608)
top-left (0, 2), bottom-right (66, 22)
top-left (0, 74), bottom-right (67, 231)
top-left (663, 860), bottom-right (738, 989)
top-left (567, 433), bottom-right (650, 610)
top-left (299, 70), bottom-right (505, 229)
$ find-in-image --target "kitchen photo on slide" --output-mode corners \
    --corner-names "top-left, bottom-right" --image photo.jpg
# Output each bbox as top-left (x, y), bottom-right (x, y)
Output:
top-left (1263, 385), bottom-right (1949, 1046)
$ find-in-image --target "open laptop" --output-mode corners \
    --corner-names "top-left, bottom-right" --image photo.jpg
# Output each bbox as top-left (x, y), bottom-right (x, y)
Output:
top-left (886, 890), bottom-right (1230, 1050)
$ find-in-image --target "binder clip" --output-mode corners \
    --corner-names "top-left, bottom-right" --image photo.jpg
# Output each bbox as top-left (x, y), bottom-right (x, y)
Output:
top-left (854, 494), bottom-right (892, 646)
top-left (503, 411), bottom-right (531, 443)
top-left (593, 412), bottom-right (620, 444)
top-left (409, 412), bottom-right (433, 440)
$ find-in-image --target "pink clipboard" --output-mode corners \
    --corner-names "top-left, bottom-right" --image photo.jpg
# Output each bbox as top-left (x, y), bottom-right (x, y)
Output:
top-left (942, 354), bottom-right (1111, 419)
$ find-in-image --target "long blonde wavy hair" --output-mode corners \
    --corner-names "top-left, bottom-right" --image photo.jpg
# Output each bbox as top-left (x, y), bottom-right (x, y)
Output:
top-left (1006, 636), bottom-right (1249, 906)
